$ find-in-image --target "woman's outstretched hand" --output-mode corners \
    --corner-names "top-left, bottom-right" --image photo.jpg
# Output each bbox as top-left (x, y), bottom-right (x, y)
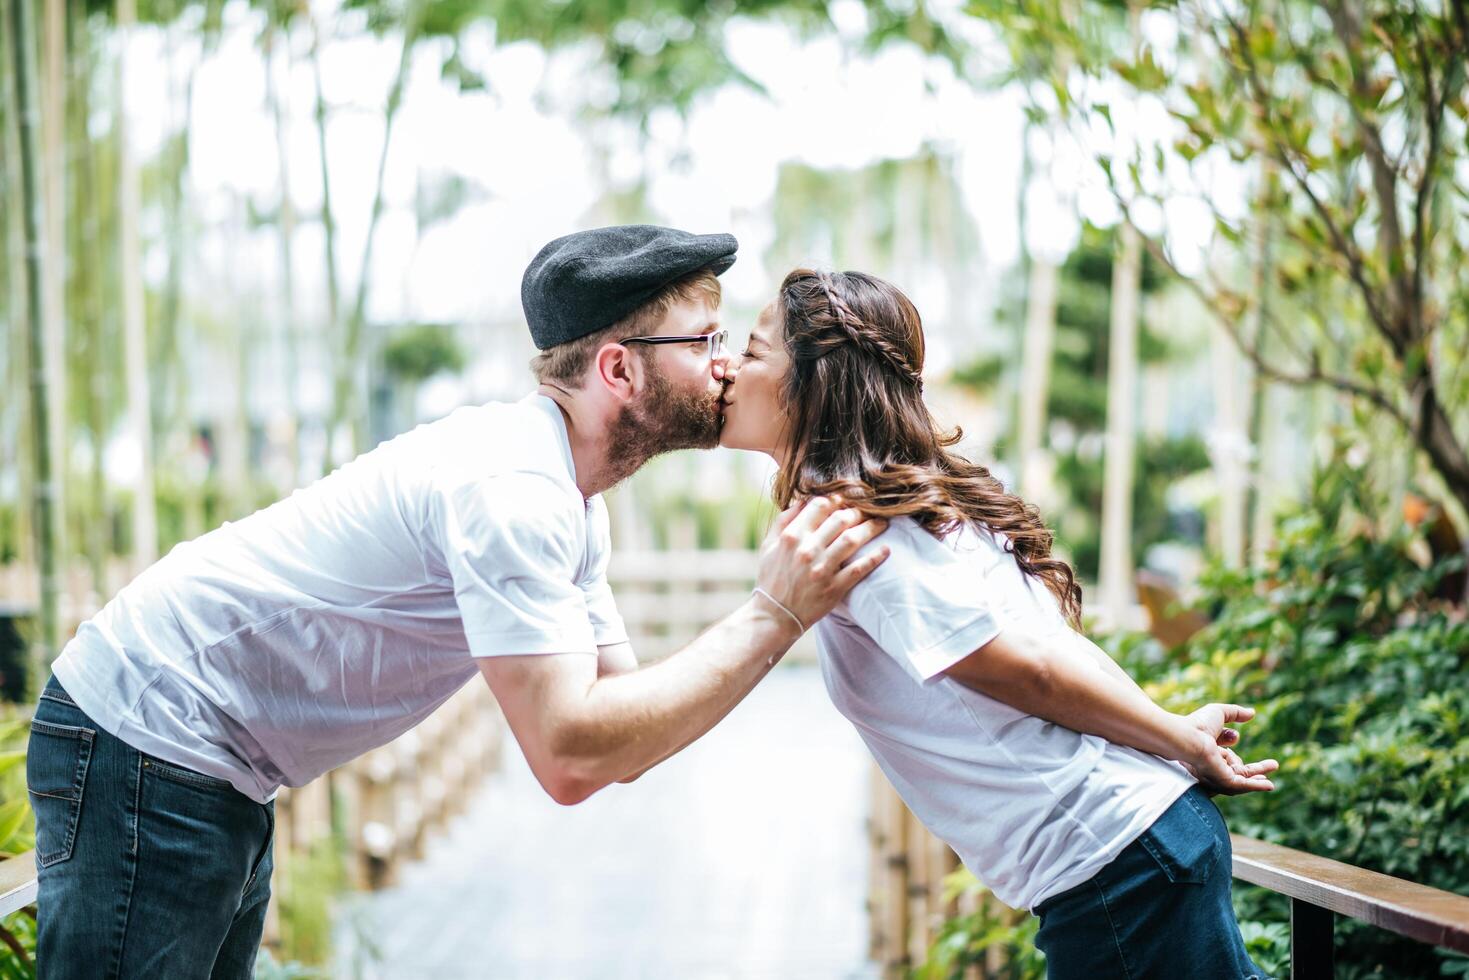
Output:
top-left (1180, 704), bottom-right (1279, 796)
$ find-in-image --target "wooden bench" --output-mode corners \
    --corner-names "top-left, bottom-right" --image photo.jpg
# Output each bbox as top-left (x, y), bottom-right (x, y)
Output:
top-left (1231, 834), bottom-right (1469, 978)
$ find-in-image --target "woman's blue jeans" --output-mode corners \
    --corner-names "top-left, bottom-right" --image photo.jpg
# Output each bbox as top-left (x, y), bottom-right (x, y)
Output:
top-left (1033, 784), bottom-right (1270, 979)
top-left (26, 674), bottom-right (275, 979)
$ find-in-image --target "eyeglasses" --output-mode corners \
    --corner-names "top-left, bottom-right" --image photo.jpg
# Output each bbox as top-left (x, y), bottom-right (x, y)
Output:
top-left (621, 327), bottom-right (728, 362)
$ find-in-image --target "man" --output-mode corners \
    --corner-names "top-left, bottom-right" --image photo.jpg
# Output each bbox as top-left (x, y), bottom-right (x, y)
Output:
top-left (28, 225), bottom-right (889, 978)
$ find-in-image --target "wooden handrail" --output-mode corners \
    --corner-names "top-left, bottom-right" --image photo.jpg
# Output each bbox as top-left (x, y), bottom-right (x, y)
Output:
top-left (0, 852), bottom-right (36, 918)
top-left (1232, 834), bottom-right (1469, 979)
top-left (1231, 834), bottom-right (1469, 952)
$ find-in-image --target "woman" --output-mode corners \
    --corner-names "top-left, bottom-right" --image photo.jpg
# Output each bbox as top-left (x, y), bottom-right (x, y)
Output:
top-left (721, 269), bottom-right (1276, 979)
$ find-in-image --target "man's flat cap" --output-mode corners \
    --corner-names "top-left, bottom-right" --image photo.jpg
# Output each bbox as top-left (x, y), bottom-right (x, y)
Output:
top-left (522, 224), bottom-right (738, 350)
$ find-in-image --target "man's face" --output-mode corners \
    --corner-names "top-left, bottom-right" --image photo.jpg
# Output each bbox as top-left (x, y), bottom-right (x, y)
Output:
top-left (616, 296), bottom-right (727, 454)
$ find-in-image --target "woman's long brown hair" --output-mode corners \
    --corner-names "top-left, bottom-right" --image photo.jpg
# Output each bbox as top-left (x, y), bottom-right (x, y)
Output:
top-left (772, 268), bottom-right (1083, 628)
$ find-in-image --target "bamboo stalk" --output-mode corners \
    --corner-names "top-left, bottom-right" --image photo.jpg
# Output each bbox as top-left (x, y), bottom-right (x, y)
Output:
top-left (0, 0), bottom-right (24, 573)
top-left (115, 0), bottom-right (156, 566)
top-left (329, 0), bottom-right (426, 461)
top-left (41, 0), bottom-right (66, 591)
top-left (1099, 221), bottom-right (1142, 623)
top-left (8, 0), bottom-right (62, 663)
top-left (265, 19), bottom-right (301, 489)
top-left (67, 0), bottom-right (108, 603)
top-left (153, 6), bottom-right (199, 479)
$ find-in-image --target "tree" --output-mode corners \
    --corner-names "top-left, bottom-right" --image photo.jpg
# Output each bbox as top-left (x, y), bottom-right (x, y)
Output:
top-left (980, 0), bottom-right (1469, 530)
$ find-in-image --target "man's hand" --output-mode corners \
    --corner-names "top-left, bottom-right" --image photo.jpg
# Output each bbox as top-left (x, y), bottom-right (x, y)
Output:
top-left (753, 496), bottom-right (889, 636)
top-left (1179, 703), bottom-right (1279, 796)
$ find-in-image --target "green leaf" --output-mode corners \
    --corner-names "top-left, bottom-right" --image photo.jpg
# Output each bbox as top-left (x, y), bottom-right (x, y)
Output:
top-left (0, 800), bottom-right (30, 853)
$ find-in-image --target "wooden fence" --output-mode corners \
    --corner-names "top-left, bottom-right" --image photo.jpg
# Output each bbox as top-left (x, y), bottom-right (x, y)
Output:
top-left (271, 677), bottom-right (503, 899)
top-left (868, 773), bottom-right (1469, 979)
top-left (607, 548), bottom-right (820, 662)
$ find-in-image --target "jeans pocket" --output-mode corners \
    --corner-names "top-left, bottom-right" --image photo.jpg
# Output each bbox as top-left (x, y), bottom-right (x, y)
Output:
top-left (1137, 790), bottom-right (1221, 885)
top-left (142, 755), bottom-right (238, 793)
top-left (26, 720), bottom-right (96, 868)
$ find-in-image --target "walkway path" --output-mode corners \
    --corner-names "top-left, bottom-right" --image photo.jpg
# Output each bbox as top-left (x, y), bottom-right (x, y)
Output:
top-left (334, 665), bottom-right (878, 980)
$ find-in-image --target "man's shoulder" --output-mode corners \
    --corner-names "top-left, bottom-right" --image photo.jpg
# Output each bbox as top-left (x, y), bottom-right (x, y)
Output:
top-left (418, 396), bottom-right (576, 489)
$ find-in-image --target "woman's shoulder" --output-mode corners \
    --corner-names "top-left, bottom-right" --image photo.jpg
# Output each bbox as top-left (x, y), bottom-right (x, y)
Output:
top-left (883, 516), bottom-right (1010, 557)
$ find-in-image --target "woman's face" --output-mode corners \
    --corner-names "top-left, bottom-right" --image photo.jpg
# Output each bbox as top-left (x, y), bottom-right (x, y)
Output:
top-left (719, 302), bottom-right (791, 461)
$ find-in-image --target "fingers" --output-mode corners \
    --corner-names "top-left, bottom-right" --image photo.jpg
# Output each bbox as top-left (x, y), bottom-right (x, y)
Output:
top-left (809, 507), bottom-right (863, 553)
top-left (818, 516), bottom-right (887, 573)
top-left (1218, 727), bottom-right (1240, 746)
top-left (786, 495), bottom-right (837, 538)
top-left (1201, 749), bottom-right (1277, 795)
top-left (1217, 704), bottom-right (1257, 725)
top-left (831, 542), bottom-right (891, 592)
top-left (772, 500), bottom-right (807, 535)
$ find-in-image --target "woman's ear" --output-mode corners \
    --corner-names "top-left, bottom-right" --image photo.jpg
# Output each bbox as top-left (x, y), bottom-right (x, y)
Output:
top-left (593, 342), bottom-right (642, 403)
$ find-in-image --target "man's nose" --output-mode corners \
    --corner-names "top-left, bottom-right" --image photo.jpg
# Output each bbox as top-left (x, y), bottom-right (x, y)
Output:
top-left (712, 352), bottom-right (734, 382)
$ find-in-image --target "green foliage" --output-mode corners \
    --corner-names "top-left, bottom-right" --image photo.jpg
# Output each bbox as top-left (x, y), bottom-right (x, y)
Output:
top-left (1114, 447), bottom-right (1469, 979)
top-left (275, 838), bottom-right (347, 969)
top-left (950, 355), bottom-right (1005, 393)
top-left (253, 948), bottom-right (328, 980)
top-left (380, 323), bottom-right (467, 383)
top-left (767, 147), bottom-right (981, 279)
top-left (0, 911), bottom-right (36, 980)
top-left (484, 0), bottom-right (836, 120)
top-left (0, 717), bottom-right (36, 977)
top-left (1053, 433), bottom-right (1209, 579)
top-left (913, 869), bottom-right (1044, 980)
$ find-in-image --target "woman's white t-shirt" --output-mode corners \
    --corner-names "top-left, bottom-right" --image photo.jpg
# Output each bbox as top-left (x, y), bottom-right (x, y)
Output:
top-left (54, 394), bottom-right (626, 803)
top-left (816, 518), bottom-right (1195, 911)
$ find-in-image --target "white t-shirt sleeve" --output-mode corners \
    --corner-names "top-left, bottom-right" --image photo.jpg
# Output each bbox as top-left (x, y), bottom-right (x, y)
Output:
top-left (433, 471), bottom-right (599, 658)
top-left (580, 496), bottom-right (629, 647)
top-left (839, 520), bottom-right (1006, 682)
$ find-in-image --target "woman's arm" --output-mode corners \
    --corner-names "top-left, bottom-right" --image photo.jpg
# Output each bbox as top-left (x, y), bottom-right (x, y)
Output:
top-left (942, 629), bottom-right (1278, 795)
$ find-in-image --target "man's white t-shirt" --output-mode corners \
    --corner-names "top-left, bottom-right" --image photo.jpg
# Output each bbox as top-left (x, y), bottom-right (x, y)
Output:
top-left (54, 394), bottom-right (626, 803)
top-left (816, 518), bottom-right (1195, 911)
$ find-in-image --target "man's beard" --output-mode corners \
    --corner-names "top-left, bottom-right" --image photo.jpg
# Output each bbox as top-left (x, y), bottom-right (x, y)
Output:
top-left (601, 362), bottom-right (723, 489)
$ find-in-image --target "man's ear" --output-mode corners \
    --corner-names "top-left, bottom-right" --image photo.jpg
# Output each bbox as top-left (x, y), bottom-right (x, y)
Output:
top-left (592, 342), bottom-right (642, 403)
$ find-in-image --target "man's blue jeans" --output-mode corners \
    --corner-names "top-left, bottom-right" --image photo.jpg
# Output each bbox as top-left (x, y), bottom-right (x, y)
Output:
top-left (1033, 784), bottom-right (1270, 979)
top-left (27, 674), bottom-right (275, 979)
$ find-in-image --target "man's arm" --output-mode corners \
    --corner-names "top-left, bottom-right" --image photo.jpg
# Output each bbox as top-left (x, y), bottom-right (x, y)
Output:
top-left (593, 640), bottom-right (676, 783)
top-left (942, 628), bottom-right (1278, 795)
top-left (478, 497), bottom-right (889, 805)
top-left (596, 641), bottom-right (639, 678)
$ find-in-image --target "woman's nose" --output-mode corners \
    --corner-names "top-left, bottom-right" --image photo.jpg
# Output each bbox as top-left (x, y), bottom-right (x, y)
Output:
top-left (713, 353), bottom-right (737, 383)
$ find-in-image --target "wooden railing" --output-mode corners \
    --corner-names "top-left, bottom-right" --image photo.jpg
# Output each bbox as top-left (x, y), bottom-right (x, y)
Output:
top-left (608, 548), bottom-right (820, 662)
top-left (270, 678), bottom-right (503, 898)
top-left (0, 852), bottom-right (36, 919)
top-left (868, 772), bottom-right (1469, 979)
top-left (1231, 835), bottom-right (1469, 979)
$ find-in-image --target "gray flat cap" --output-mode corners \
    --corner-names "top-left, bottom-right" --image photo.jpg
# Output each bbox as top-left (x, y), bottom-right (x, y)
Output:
top-left (522, 224), bottom-right (738, 350)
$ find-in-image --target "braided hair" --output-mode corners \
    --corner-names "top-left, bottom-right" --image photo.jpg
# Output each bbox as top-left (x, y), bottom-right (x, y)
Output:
top-left (772, 268), bottom-right (1083, 628)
